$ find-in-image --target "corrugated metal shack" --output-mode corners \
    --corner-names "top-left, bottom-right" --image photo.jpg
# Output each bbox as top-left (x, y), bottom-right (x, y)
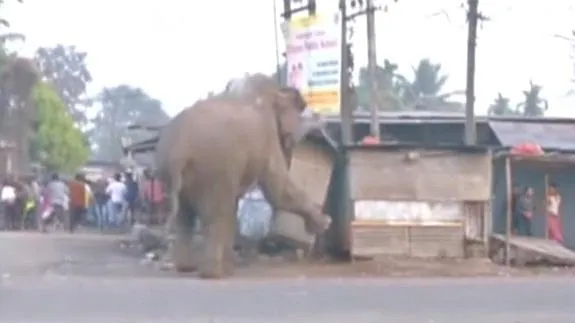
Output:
top-left (490, 121), bottom-right (575, 250)
top-left (323, 112), bottom-right (575, 253)
top-left (345, 143), bottom-right (492, 259)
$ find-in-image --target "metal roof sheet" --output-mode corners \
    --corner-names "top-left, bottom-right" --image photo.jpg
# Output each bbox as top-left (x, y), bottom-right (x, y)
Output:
top-left (489, 121), bottom-right (575, 150)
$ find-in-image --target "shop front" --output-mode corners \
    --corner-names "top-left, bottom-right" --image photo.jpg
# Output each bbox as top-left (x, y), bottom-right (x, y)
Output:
top-left (346, 145), bottom-right (492, 258)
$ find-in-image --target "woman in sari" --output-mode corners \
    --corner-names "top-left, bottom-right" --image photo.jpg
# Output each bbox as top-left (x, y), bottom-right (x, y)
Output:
top-left (546, 182), bottom-right (563, 243)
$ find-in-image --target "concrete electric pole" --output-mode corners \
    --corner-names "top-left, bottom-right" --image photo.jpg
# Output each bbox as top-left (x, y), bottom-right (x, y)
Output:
top-left (464, 0), bottom-right (479, 145)
top-left (366, 0), bottom-right (379, 140)
top-left (339, 0), bottom-right (353, 146)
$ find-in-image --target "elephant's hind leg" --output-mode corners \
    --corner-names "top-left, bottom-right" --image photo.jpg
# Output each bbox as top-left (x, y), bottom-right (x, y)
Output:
top-left (172, 196), bottom-right (198, 273)
top-left (197, 192), bottom-right (237, 279)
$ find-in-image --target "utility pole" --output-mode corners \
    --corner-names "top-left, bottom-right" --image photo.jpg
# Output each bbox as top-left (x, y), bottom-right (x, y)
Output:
top-left (366, 0), bottom-right (379, 139)
top-left (339, 0), bottom-right (378, 144)
top-left (339, 0), bottom-right (353, 145)
top-left (273, 0), bottom-right (282, 84)
top-left (464, 0), bottom-right (479, 145)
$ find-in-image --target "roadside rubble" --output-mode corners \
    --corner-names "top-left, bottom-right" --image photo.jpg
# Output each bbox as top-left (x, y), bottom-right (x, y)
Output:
top-left (126, 222), bottom-right (311, 272)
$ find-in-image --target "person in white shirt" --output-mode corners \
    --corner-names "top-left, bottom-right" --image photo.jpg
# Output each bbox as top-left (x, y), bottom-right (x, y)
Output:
top-left (105, 173), bottom-right (127, 227)
top-left (1, 178), bottom-right (17, 230)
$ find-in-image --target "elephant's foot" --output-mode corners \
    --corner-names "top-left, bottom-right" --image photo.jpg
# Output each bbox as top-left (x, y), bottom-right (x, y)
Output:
top-left (171, 235), bottom-right (198, 273)
top-left (198, 253), bottom-right (235, 279)
top-left (198, 261), bottom-right (226, 279)
top-left (306, 213), bottom-right (332, 234)
top-left (175, 265), bottom-right (197, 273)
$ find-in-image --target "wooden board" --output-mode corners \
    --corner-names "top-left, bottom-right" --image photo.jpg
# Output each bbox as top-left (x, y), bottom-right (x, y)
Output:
top-left (351, 222), bottom-right (464, 258)
top-left (410, 226), bottom-right (464, 258)
top-left (490, 234), bottom-right (575, 266)
top-left (351, 223), bottom-right (409, 257)
top-left (348, 149), bottom-right (492, 201)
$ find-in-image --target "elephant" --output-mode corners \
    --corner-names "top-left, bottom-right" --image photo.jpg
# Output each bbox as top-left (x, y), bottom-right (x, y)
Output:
top-left (155, 74), bottom-right (331, 279)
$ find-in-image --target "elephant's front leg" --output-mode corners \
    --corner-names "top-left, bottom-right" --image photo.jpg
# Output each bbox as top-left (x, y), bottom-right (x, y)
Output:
top-left (260, 146), bottom-right (331, 234)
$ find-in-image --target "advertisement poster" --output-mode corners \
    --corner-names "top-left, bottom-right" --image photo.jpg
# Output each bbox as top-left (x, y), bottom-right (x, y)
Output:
top-left (284, 13), bottom-right (342, 115)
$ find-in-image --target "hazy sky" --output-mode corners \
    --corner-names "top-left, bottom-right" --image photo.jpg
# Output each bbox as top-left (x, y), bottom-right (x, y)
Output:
top-left (4, 0), bottom-right (575, 117)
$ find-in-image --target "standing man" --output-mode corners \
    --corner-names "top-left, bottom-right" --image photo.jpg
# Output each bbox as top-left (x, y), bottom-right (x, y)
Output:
top-left (106, 173), bottom-right (127, 228)
top-left (46, 173), bottom-right (69, 232)
top-left (142, 169), bottom-right (163, 224)
top-left (1, 177), bottom-right (17, 230)
top-left (513, 186), bottom-right (535, 237)
top-left (124, 171), bottom-right (139, 226)
top-left (93, 177), bottom-right (109, 230)
top-left (68, 173), bottom-right (87, 233)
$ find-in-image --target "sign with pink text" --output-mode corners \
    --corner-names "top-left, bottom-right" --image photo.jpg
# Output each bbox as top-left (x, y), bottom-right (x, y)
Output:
top-left (284, 13), bottom-right (342, 115)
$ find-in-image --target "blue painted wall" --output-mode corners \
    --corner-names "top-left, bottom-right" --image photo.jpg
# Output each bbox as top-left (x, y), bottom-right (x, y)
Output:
top-left (491, 160), bottom-right (575, 249)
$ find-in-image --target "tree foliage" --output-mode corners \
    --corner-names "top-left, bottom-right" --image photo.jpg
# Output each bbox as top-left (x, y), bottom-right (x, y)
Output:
top-left (34, 44), bottom-right (93, 126)
top-left (403, 59), bottom-right (449, 105)
top-left (488, 93), bottom-right (516, 116)
top-left (31, 82), bottom-right (88, 172)
top-left (517, 81), bottom-right (548, 117)
top-left (0, 0), bottom-right (40, 170)
top-left (90, 85), bottom-right (170, 161)
top-left (354, 58), bottom-right (463, 112)
top-left (356, 59), bottom-right (408, 111)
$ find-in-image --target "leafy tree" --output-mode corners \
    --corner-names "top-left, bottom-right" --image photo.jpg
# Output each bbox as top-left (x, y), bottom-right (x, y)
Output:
top-left (0, 55), bottom-right (40, 169)
top-left (355, 59), bottom-right (408, 111)
top-left (89, 85), bottom-right (170, 161)
top-left (31, 82), bottom-right (88, 172)
top-left (34, 44), bottom-right (93, 126)
top-left (0, 0), bottom-right (46, 171)
top-left (517, 81), bottom-right (548, 117)
top-left (488, 93), bottom-right (516, 116)
top-left (401, 59), bottom-right (463, 111)
top-left (403, 59), bottom-right (447, 104)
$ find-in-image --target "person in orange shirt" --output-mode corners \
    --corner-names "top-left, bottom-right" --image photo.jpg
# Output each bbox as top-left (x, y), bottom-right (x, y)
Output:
top-left (68, 173), bottom-right (87, 233)
top-left (142, 170), bottom-right (165, 224)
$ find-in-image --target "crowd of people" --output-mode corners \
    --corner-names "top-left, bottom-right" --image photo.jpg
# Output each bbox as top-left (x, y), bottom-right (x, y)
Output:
top-left (0, 169), bottom-right (166, 232)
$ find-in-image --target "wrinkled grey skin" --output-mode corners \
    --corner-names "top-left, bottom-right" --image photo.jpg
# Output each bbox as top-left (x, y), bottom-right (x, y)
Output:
top-left (155, 74), bottom-right (331, 279)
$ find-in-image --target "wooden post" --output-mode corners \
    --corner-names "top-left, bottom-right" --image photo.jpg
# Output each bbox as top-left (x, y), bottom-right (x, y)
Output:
top-left (544, 174), bottom-right (549, 239)
top-left (504, 156), bottom-right (512, 266)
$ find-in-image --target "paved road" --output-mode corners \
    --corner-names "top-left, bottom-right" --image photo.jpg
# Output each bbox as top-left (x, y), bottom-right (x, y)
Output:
top-left (1, 232), bottom-right (575, 322)
top-left (2, 275), bottom-right (575, 322)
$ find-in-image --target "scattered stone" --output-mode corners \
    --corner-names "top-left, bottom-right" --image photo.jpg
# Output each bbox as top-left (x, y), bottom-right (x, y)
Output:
top-left (131, 223), bottom-right (166, 253)
top-left (146, 251), bottom-right (160, 261)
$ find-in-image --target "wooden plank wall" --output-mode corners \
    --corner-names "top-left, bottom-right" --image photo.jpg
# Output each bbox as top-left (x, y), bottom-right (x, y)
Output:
top-left (351, 223), bottom-right (464, 258)
top-left (290, 141), bottom-right (334, 205)
top-left (348, 149), bottom-right (492, 201)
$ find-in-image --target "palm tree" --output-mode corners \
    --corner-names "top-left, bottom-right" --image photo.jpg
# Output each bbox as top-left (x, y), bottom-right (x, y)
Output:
top-left (401, 58), bottom-right (464, 111)
top-left (488, 93), bottom-right (516, 116)
top-left (355, 59), bottom-right (409, 111)
top-left (405, 59), bottom-right (448, 101)
top-left (517, 81), bottom-right (548, 117)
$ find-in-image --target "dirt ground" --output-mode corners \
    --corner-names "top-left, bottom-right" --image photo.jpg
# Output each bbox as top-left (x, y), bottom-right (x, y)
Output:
top-left (224, 255), bottom-right (575, 280)
top-left (4, 230), bottom-right (575, 280)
